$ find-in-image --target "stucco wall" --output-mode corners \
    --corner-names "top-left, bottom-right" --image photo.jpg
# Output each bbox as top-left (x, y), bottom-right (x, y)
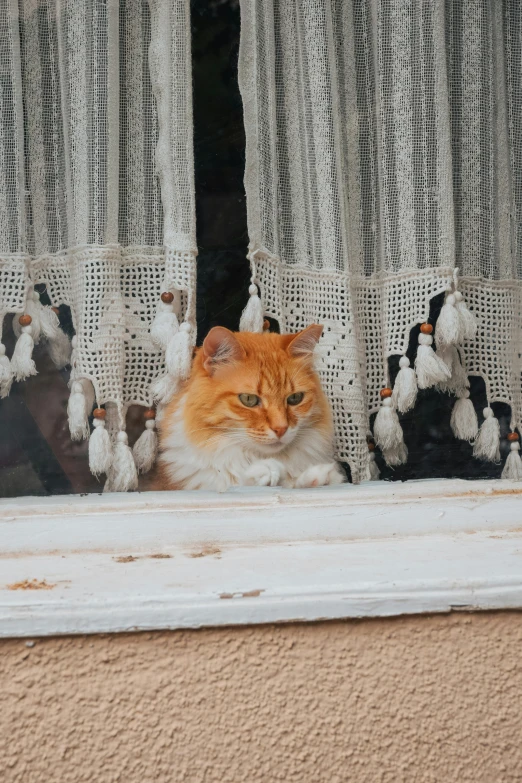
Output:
top-left (1, 612), bottom-right (521, 782)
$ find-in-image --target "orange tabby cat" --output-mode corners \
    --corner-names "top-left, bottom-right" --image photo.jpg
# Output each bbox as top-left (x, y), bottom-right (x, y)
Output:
top-left (152, 324), bottom-right (345, 491)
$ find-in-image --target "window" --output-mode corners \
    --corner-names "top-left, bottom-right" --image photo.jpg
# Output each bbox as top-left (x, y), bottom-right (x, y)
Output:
top-left (1, 0), bottom-right (518, 495)
top-left (1, 0), bottom-right (522, 636)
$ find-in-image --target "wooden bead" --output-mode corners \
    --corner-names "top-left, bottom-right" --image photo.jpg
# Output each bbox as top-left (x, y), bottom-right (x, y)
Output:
top-left (420, 323), bottom-right (433, 334)
top-left (144, 408), bottom-right (156, 420)
top-left (263, 319), bottom-right (270, 332)
top-left (19, 314), bottom-right (32, 326)
top-left (51, 306), bottom-right (60, 315)
top-left (507, 432), bottom-right (520, 442)
top-left (161, 292), bottom-right (174, 304)
top-left (380, 387), bottom-right (393, 399)
top-left (368, 441), bottom-right (375, 452)
top-left (93, 408), bottom-right (106, 420)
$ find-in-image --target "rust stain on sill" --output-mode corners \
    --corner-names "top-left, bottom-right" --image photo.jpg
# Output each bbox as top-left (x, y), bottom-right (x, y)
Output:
top-left (6, 579), bottom-right (56, 591)
top-left (148, 553), bottom-right (173, 559)
top-left (113, 555), bottom-right (138, 563)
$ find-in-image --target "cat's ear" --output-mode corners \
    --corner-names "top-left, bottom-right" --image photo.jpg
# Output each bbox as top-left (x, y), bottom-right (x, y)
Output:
top-left (202, 327), bottom-right (246, 374)
top-left (284, 324), bottom-right (323, 359)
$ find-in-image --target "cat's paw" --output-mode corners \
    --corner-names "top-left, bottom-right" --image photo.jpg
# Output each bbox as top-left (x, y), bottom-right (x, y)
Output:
top-left (244, 459), bottom-right (286, 487)
top-left (294, 462), bottom-right (345, 489)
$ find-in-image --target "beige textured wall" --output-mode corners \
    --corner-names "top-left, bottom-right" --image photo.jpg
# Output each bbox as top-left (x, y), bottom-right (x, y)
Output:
top-left (1, 612), bottom-right (521, 783)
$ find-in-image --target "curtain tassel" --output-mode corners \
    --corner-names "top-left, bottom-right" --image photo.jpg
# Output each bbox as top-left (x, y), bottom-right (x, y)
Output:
top-left (104, 432), bottom-right (138, 492)
top-left (368, 451), bottom-right (380, 480)
top-left (382, 441), bottom-right (408, 467)
top-left (450, 390), bottom-right (478, 441)
top-left (454, 290), bottom-right (477, 341)
top-left (165, 321), bottom-right (193, 380)
top-left (392, 355), bottom-right (417, 413)
top-left (150, 372), bottom-right (179, 405)
top-left (240, 283), bottom-right (264, 333)
top-left (502, 433), bottom-right (522, 481)
top-left (88, 408), bottom-right (113, 476)
top-left (10, 315), bottom-right (37, 381)
top-left (132, 409), bottom-right (158, 474)
top-left (13, 290), bottom-right (42, 344)
top-left (40, 305), bottom-right (72, 369)
top-left (67, 379), bottom-right (94, 440)
top-left (374, 389), bottom-right (404, 453)
top-left (437, 345), bottom-right (469, 397)
top-left (150, 291), bottom-right (179, 350)
top-left (0, 342), bottom-right (13, 398)
top-left (473, 407), bottom-right (500, 462)
top-left (414, 323), bottom-right (450, 389)
top-left (435, 293), bottom-right (461, 347)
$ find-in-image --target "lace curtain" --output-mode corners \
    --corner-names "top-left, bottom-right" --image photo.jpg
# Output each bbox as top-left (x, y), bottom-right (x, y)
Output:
top-left (0, 0), bottom-right (196, 490)
top-left (238, 0), bottom-right (522, 483)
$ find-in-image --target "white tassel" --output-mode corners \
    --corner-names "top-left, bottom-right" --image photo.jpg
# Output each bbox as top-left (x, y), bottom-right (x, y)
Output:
top-left (39, 304), bottom-right (61, 341)
top-left (435, 293), bottom-right (461, 347)
top-left (382, 440), bottom-right (408, 467)
top-left (374, 396), bottom-right (403, 451)
top-left (0, 343), bottom-right (13, 398)
top-left (502, 440), bottom-right (522, 481)
top-left (67, 381), bottom-right (90, 441)
top-left (39, 305), bottom-right (72, 368)
top-left (88, 414), bottom-right (113, 476)
top-left (165, 321), bottom-right (193, 380)
top-left (239, 284), bottom-right (264, 333)
top-left (69, 377), bottom-right (95, 418)
top-left (150, 372), bottom-right (179, 405)
top-left (392, 356), bottom-right (417, 413)
top-left (438, 345), bottom-right (469, 396)
top-left (13, 291), bottom-right (43, 344)
top-left (133, 418), bottom-right (158, 474)
top-left (368, 450), bottom-right (380, 480)
top-left (454, 290), bottom-right (477, 341)
top-left (104, 432), bottom-right (138, 492)
top-left (473, 407), bottom-right (500, 462)
top-left (415, 331), bottom-right (451, 389)
top-left (150, 294), bottom-right (179, 350)
top-left (70, 335), bottom-right (78, 373)
top-left (79, 378), bottom-right (95, 417)
top-left (47, 327), bottom-right (72, 369)
top-left (450, 391), bottom-right (478, 441)
top-left (10, 321), bottom-right (37, 381)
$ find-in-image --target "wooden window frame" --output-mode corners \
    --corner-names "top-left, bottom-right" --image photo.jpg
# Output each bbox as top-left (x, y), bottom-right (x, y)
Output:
top-left (1, 479), bottom-right (522, 638)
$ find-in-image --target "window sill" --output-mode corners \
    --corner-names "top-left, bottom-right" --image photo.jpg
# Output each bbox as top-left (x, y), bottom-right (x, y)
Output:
top-left (1, 479), bottom-right (522, 638)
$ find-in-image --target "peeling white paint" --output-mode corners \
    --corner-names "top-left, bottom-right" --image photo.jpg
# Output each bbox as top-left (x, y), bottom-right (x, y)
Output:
top-left (0, 479), bottom-right (521, 637)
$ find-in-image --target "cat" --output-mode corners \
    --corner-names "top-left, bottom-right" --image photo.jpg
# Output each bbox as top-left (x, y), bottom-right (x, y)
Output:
top-left (151, 324), bottom-right (346, 491)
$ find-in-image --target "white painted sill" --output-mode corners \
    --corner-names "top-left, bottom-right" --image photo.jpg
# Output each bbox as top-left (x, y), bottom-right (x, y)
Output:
top-left (1, 479), bottom-right (522, 638)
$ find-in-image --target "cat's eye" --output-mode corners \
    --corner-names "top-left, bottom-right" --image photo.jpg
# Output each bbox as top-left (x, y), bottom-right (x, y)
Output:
top-left (287, 392), bottom-right (304, 406)
top-left (239, 393), bottom-right (261, 408)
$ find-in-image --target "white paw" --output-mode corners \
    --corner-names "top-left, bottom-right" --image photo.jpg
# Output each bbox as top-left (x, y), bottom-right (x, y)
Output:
top-left (295, 463), bottom-right (345, 489)
top-left (244, 459), bottom-right (286, 487)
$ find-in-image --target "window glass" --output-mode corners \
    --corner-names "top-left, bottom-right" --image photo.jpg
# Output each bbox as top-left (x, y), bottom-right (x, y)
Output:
top-left (0, 0), bottom-right (507, 497)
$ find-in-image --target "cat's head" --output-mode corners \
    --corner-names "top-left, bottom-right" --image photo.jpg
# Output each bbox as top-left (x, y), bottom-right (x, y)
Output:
top-left (181, 325), bottom-right (331, 455)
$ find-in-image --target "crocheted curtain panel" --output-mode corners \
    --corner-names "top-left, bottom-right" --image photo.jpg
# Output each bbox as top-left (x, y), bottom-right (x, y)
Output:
top-left (0, 0), bottom-right (196, 490)
top-left (238, 0), bottom-right (522, 483)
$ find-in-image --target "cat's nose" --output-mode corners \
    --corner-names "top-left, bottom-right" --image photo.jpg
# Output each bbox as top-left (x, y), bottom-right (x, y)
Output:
top-left (272, 425), bottom-right (288, 440)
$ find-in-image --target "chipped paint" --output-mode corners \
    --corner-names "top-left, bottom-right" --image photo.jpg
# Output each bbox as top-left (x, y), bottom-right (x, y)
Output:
top-left (188, 546), bottom-right (221, 559)
top-left (219, 590), bottom-right (265, 600)
top-left (7, 579), bottom-right (55, 591)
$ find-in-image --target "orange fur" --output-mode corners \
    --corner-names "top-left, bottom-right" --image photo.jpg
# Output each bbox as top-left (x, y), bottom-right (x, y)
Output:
top-left (150, 326), bottom-right (337, 491)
